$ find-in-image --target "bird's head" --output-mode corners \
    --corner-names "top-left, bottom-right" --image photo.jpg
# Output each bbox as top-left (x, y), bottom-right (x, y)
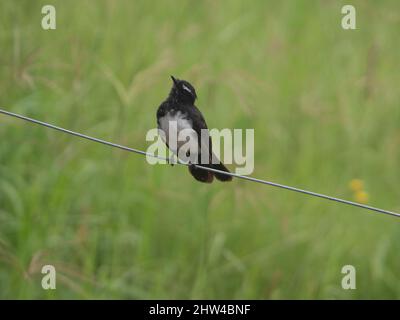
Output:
top-left (169, 76), bottom-right (197, 104)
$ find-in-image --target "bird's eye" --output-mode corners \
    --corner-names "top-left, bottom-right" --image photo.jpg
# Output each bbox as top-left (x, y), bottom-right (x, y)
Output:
top-left (182, 84), bottom-right (193, 95)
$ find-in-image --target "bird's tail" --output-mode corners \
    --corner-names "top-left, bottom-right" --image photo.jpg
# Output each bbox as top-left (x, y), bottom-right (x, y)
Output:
top-left (188, 165), bottom-right (214, 183)
top-left (211, 162), bottom-right (233, 182)
top-left (188, 161), bottom-right (232, 183)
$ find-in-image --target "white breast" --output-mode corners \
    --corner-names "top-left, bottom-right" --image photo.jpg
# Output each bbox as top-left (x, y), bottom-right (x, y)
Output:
top-left (158, 110), bottom-right (199, 159)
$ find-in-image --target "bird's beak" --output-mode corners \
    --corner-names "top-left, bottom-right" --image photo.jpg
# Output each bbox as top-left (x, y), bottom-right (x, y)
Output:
top-left (170, 75), bottom-right (178, 85)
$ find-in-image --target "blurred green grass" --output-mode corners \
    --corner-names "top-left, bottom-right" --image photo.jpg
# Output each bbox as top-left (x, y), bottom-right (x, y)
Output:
top-left (0, 0), bottom-right (399, 299)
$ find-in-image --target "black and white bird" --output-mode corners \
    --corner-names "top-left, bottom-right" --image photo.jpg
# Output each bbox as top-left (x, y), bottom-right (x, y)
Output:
top-left (156, 76), bottom-right (232, 183)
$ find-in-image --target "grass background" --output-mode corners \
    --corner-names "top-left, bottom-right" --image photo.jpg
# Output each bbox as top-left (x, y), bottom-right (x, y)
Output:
top-left (0, 0), bottom-right (399, 299)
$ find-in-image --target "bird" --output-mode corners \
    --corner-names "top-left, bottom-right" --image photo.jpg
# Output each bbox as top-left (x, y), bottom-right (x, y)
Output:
top-left (156, 76), bottom-right (232, 183)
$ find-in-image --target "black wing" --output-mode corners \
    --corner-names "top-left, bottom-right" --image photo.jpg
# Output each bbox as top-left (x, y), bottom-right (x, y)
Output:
top-left (156, 100), bottom-right (168, 127)
top-left (186, 104), bottom-right (214, 162)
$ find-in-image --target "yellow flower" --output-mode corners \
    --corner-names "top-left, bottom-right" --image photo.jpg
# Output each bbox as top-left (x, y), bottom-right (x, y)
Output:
top-left (349, 179), bottom-right (364, 192)
top-left (354, 190), bottom-right (369, 204)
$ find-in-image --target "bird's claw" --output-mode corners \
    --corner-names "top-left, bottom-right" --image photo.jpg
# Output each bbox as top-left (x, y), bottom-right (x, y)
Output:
top-left (167, 155), bottom-right (176, 166)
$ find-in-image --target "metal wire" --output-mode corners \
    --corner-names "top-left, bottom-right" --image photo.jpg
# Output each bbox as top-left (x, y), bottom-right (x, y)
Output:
top-left (1, 108), bottom-right (399, 219)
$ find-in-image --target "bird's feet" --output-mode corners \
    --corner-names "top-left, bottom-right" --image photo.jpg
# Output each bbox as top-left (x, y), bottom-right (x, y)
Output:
top-left (166, 155), bottom-right (176, 166)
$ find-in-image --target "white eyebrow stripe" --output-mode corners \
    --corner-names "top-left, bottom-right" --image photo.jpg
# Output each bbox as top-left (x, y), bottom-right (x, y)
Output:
top-left (182, 84), bottom-right (193, 94)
